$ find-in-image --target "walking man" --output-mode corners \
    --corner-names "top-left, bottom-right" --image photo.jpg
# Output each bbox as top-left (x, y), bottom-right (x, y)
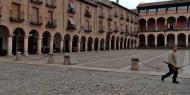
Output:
top-left (161, 46), bottom-right (179, 84)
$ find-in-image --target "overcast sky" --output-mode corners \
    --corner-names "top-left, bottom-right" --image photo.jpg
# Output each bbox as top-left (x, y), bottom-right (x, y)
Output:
top-left (110, 0), bottom-right (172, 9)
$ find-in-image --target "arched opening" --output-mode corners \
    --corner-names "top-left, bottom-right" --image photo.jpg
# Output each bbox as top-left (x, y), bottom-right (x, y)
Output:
top-left (178, 33), bottom-right (186, 47)
top-left (167, 34), bottom-right (175, 47)
top-left (177, 16), bottom-right (187, 31)
top-left (54, 33), bottom-right (62, 53)
top-left (80, 36), bottom-right (86, 52)
top-left (42, 31), bottom-right (51, 54)
top-left (167, 17), bottom-right (176, 31)
top-left (124, 39), bottom-right (127, 49)
top-left (28, 30), bottom-right (39, 54)
top-left (0, 26), bottom-right (9, 56)
top-left (148, 34), bottom-right (155, 47)
top-left (127, 39), bottom-right (131, 49)
top-left (157, 17), bottom-right (165, 31)
top-left (88, 37), bottom-right (93, 51)
top-left (139, 35), bottom-right (145, 47)
top-left (12, 28), bottom-right (25, 55)
top-left (100, 39), bottom-right (105, 51)
top-left (64, 34), bottom-right (70, 52)
top-left (94, 38), bottom-right (99, 51)
top-left (157, 34), bottom-right (165, 47)
top-left (111, 36), bottom-right (115, 50)
top-left (116, 37), bottom-right (119, 50)
top-left (72, 35), bottom-right (78, 52)
top-left (105, 35), bottom-right (110, 50)
top-left (147, 18), bottom-right (156, 32)
top-left (120, 37), bottom-right (123, 49)
top-left (139, 19), bottom-right (146, 32)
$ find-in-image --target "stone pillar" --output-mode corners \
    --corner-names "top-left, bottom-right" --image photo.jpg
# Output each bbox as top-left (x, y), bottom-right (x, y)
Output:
top-left (50, 37), bottom-right (54, 54)
top-left (78, 40), bottom-right (81, 52)
top-left (118, 40), bottom-right (120, 50)
top-left (145, 36), bottom-right (148, 47)
top-left (7, 35), bottom-right (13, 56)
top-left (155, 37), bottom-right (157, 47)
top-left (155, 20), bottom-right (158, 31)
top-left (69, 39), bottom-right (72, 53)
top-left (85, 40), bottom-right (88, 52)
top-left (24, 35), bottom-right (29, 56)
top-left (60, 40), bottom-right (64, 53)
top-left (109, 40), bottom-right (111, 50)
top-left (186, 36), bottom-right (188, 47)
top-left (175, 35), bottom-right (177, 46)
top-left (98, 42), bottom-right (101, 51)
top-left (92, 42), bottom-right (94, 51)
top-left (146, 21), bottom-right (148, 31)
top-left (114, 41), bottom-right (116, 50)
top-left (38, 37), bottom-right (42, 55)
top-left (165, 36), bottom-right (167, 47)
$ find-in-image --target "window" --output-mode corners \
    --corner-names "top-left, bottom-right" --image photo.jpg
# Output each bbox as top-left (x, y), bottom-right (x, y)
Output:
top-left (47, 11), bottom-right (53, 20)
top-left (85, 20), bottom-right (90, 27)
top-left (178, 6), bottom-right (187, 10)
top-left (148, 9), bottom-right (156, 12)
top-left (32, 7), bottom-right (39, 21)
top-left (168, 7), bottom-right (176, 11)
top-left (99, 20), bottom-right (103, 28)
top-left (12, 3), bottom-right (20, 17)
top-left (140, 9), bottom-right (146, 13)
top-left (47, 0), bottom-right (53, 5)
top-left (158, 8), bottom-right (166, 12)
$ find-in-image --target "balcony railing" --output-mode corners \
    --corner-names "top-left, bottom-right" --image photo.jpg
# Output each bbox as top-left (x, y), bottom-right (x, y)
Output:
top-left (66, 24), bottom-right (76, 31)
top-left (46, 0), bottom-right (56, 8)
top-left (68, 7), bottom-right (76, 14)
top-left (98, 13), bottom-right (105, 19)
top-left (9, 10), bottom-right (24, 22)
top-left (107, 15), bottom-right (112, 21)
top-left (113, 27), bottom-right (119, 33)
top-left (45, 19), bottom-right (57, 28)
top-left (30, 0), bottom-right (43, 5)
top-left (98, 26), bottom-right (105, 33)
top-left (30, 15), bottom-right (43, 26)
top-left (84, 11), bottom-right (91, 18)
top-left (83, 25), bottom-right (92, 33)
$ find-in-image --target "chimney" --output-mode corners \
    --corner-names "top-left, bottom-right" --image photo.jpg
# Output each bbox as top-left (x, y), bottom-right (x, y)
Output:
top-left (116, 0), bottom-right (119, 3)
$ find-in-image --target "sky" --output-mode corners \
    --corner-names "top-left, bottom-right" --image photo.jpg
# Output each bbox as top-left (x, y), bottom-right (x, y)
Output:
top-left (110, 0), bottom-right (172, 9)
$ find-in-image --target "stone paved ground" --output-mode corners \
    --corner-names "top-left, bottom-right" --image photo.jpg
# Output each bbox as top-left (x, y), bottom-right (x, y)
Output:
top-left (0, 49), bottom-right (190, 95)
top-left (0, 62), bottom-right (190, 95)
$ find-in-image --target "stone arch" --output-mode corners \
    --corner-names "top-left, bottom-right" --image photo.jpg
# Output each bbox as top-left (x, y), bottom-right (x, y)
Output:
top-left (54, 33), bottom-right (62, 53)
top-left (147, 18), bottom-right (156, 31)
top-left (157, 34), bottom-right (165, 47)
top-left (177, 16), bottom-right (187, 31)
top-left (100, 39), bottom-right (105, 51)
top-left (139, 34), bottom-right (145, 47)
top-left (42, 31), bottom-right (51, 54)
top-left (80, 36), bottom-right (86, 52)
top-left (28, 30), bottom-right (39, 54)
top-left (0, 25), bottom-right (9, 56)
top-left (167, 34), bottom-right (175, 47)
top-left (105, 35), bottom-right (110, 50)
top-left (167, 17), bottom-right (176, 30)
top-left (157, 17), bottom-right (165, 31)
top-left (87, 37), bottom-right (93, 51)
top-left (94, 38), bottom-right (99, 51)
top-left (72, 35), bottom-right (79, 52)
top-left (148, 34), bottom-right (155, 47)
top-left (177, 33), bottom-right (186, 47)
top-left (12, 28), bottom-right (25, 55)
top-left (139, 19), bottom-right (146, 32)
top-left (64, 34), bottom-right (71, 52)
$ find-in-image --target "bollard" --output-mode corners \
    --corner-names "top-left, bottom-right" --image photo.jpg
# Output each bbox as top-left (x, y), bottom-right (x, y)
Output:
top-left (131, 58), bottom-right (139, 71)
top-left (16, 52), bottom-right (22, 61)
top-left (47, 53), bottom-right (55, 64)
top-left (63, 53), bottom-right (70, 65)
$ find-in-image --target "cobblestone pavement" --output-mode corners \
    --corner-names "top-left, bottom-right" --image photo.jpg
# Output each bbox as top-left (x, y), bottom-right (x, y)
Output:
top-left (1, 62), bottom-right (190, 95)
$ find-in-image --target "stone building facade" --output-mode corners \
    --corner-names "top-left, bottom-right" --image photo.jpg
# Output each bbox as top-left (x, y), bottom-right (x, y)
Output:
top-left (137, 0), bottom-right (190, 48)
top-left (0, 0), bottom-right (138, 56)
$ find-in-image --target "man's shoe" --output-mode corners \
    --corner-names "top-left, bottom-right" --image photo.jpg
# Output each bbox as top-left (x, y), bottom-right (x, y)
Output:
top-left (173, 81), bottom-right (180, 84)
top-left (161, 76), bottom-right (165, 82)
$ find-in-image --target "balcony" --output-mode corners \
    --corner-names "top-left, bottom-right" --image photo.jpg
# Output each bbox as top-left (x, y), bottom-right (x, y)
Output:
top-left (30, 0), bottom-right (43, 5)
top-left (83, 25), bottom-right (92, 33)
top-left (45, 19), bottom-right (57, 28)
top-left (98, 13), bottom-right (105, 19)
top-left (46, 0), bottom-right (56, 8)
top-left (68, 8), bottom-right (76, 14)
top-left (30, 15), bottom-right (43, 26)
top-left (84, 11), bottom-right (91, 18)
top-left (107, 15), bottom-right (113, 21)
top-left (66, 24), bottom-right (76, 31)
top-left (9, 10), bottom-right (24, 22)
top-left (113, 27), bottom-right (119, 33)
top-left (98, 26), bottom-right (105, 33)
top-left (120, 14), bottom-right (124, 20)
top-left (114, 13), bottom-right (118, 18)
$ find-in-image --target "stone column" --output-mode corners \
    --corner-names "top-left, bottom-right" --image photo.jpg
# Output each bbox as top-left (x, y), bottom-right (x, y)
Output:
top-left (78, 40), bottom-right (81, 52)
top-left (60, 40), bottom-right (64, 53)
top-left (85, 40), bottom-right (88, 52)
top-left (175, 35), bottom-right (177, 46)
top-left (145, 36), bottom-right (148, 47)
top-left (92, 42), bottom-right (94, 51)
top-left (155, 20), bottom-right (158, 31)
top-left (109, 40), bottom-right (111, 50)
top-left (50, 37), bottom-right (54, 54)
top-left (98, 42), bottom-right (101, 51)
top-left (118, 40), bottom-right (120, 50)
top-left (7, 35), bottom-right (13, 56)
top-left (186, 36), bottom-right (188, 47)
top-left (38, 37), bottom-right (42, 55)
top-left (164, 36), bottom-right (167, 47)
top-left (155, 37), bottom-right (157, 47)
top-left (69, 39), bottom-right (72, 53)
top-left (114, 41), bottom-right (116, 50)
top-left (24, 35), bottom-right (29, 56)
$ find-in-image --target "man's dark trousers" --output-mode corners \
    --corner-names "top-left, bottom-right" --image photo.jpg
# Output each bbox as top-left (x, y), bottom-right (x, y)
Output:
top-left (163, 64), bottom-right (178, 82)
